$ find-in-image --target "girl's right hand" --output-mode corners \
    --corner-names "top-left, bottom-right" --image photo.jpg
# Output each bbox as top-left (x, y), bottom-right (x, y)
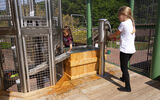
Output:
top-left (107, 35), bottom-right (117, 41)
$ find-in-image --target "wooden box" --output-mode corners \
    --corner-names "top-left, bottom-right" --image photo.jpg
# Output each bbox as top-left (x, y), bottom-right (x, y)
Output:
top-left (64, 50), bottom-right (99, 80)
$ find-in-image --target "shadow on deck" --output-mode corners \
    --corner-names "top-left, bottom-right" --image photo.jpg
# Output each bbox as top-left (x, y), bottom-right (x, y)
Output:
top-left (0, 62), bottom-right (160, 100)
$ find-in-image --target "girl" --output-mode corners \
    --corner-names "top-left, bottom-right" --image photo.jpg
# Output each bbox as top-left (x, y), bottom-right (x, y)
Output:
top-left (108, 6), bottom-right (136, 92)
top-left (63, 26), bottom-right (73, 52)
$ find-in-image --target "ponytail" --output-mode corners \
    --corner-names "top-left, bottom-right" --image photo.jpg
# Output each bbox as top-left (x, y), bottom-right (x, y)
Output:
top-left (128, 16), bottom-right (136, 34)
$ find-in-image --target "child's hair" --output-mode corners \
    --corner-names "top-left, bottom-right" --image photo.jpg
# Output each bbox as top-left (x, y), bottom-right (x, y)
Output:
top-left (118, 6), bottom-right (136, 34)
top-left (63, 26), bottom-right (73, 38)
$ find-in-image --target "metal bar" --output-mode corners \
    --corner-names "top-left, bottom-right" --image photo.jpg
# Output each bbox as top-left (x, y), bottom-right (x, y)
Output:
top-left (8, 0), bottom-right (12, 27)
top-left (58, 0), bottom-right (65, 76)
top-left (0, 15), bottom-right (12, 20)
top-left (87, 0), bottom-right (92, 45)
top-left (29, 0), bottom-right (32, 16)
top-left (136, 24), bottom-right (156, 29)
top-left (55, 53), bottom-right (70, 64)
top-left (59, 0), bottom-right (63, 53)
top-left (48, 0), bottom-right (56, 85)
top-left (21, 28), bottom-right (50, 35)
top-left (45, 0), bottom-right (49, 27)
top-left (151, 0), bottom-right (160, 79)
top-left (18, 0), bottom-right (24, 28)
top-left (22, 36), bottom-right (31, 92)
top-left (14, 0), bottom-right (27, 93)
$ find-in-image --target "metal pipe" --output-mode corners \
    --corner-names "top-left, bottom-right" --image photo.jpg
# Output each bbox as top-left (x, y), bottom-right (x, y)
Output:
top-left (48, 0), bottom-right (56, 85)
top-left (130, 0), bottom-right (135, 16)
top-left (98, 19), bottom-right (111, 77)
top-left (59, 0), bottom-right (63, 53)
top-left (151, 0), bottom-right (160, 79)
top-left (98, 19), bottom-right (107, 77)
top-left (87, 0), bottom-right (92, 45)
top-left (14, 0), bottom-right (27, 93)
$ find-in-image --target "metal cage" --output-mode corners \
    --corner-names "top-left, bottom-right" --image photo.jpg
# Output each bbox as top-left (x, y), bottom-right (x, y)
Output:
top-left (0, 0), bottom-right (63, 93)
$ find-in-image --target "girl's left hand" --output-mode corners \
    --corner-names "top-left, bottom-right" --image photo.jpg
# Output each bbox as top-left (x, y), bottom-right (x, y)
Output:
top-left (67, 50), bottom-right (71, 53)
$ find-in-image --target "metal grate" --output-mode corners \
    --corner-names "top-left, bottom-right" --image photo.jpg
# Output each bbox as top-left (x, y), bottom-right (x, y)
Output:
top-left (0, 0), bottom-right (12, 27)
top-left (134, 0), bottom-right (158, 24)
top-left (54, 32), bottom-right (61, 56)
top-left (0, 0), bottom-right (11, 16)
top-left (129, 0), bottom-right (158, 76)
top-left (56, 63), bottom-right (63, 82)
top-left (19, 0), bottom-right (48, 27)
top-left (0, 36), bottom-right (22, 92)
top-left (106, 0), bottom-right (158, 76)
top-left (23, 35), bottom-right (51, 91)
top-left (130, 28), bottom-right (155, 76)
top-left (106, 29), bottom-right (155, 76)
top-left (52, 0), bottom-right (60, 27)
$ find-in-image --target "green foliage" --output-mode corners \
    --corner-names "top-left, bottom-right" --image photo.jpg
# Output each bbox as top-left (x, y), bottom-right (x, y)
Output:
top-left (62, 0), bottom-right (129, 28)
top-left (0, 42), bottom-right (11, 49)
top-left (72, 28), bottom-right (87, 44)
top-left (63, 14), bottom-right (80, 27)
top-left (62, 0), bottom-right (86, 16)
top-left (92, 0), bottom-right (129, 28)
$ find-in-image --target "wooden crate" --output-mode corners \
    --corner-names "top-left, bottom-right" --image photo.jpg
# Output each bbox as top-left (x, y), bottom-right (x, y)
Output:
top-left (64, 50), bottom-right (99, 80)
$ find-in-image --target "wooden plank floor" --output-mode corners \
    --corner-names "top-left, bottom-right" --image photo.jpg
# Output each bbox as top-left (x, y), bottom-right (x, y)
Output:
top-left (1, 62), bottom-right (160, 100)
top-left (55, 62), bottom-right (160, 100)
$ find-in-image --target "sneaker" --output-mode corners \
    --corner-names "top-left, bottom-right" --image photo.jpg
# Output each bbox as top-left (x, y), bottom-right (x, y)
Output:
top-left (117, 87), bottom-right (131, 92)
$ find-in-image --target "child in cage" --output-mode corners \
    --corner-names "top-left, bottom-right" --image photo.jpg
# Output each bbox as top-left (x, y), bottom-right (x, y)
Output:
top-left (108, 6), bottom-right (136, 92)
top-left (63, 26), bottom-right (73, 52)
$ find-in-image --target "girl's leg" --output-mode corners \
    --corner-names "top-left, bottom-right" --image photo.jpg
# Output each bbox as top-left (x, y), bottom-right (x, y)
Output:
top-left (120, 52), bottom-right (133, 90)
top-left (123, 53), bottom-right (133, 90)
top-left (120, 52), bottom-right (125, 80)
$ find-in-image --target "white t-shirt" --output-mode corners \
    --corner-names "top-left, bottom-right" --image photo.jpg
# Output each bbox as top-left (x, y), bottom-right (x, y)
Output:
top-left (118, 19), bottom-right (136, 54)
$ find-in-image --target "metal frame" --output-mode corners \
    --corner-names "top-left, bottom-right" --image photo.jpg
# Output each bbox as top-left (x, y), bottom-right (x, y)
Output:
top-left (151, 0), bottom-right (160, 79)
top-left (22, 33), bottom-right (51, 92)
top-left (48, 0), bottom-right (56, 85)
top-left (14, 0), bottom-right (28, 93)
top-left (0, 0), bottom-right (63, 93)
top-left (18, 0), bottom-right (49, 28)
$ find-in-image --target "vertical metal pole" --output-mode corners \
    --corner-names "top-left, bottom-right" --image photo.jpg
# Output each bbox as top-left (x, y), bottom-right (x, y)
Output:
top-left (0, 46), bottom-right (4, 90)
top-left (151, 0), bottom-right (160, 79)
top-left (87, 0), bottom-right (92, 45)
top-left (98, 19), bottom-right (107, 77)
top-left (130, 0), bottom-right (134, 16)
top-left (48, 0), bottom-right (56, 85)
top-left (22, 37), bottom-right (31, 92)
top-left (45, 0), bottom-right (49, 27)
top-left (18, 0), bottom-right (24, 27)
top-left (128, 0), bottom-right (134, 68)
top-left (59, 0), bottom-right (64, 75)
top-left (14, 0), bottom-right (27, 93)
top-left (59, 0), bottom-right (63, 52)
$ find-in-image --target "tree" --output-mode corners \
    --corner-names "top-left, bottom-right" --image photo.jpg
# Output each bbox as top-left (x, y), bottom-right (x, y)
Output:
top-left (62, 0), bottom-right (129, 28)
top-left (92, 0), bottom-right (129, 28)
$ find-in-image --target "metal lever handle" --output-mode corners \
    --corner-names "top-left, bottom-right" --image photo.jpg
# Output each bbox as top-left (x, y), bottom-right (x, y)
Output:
top-left (105, 20), bottom-right (112, 34)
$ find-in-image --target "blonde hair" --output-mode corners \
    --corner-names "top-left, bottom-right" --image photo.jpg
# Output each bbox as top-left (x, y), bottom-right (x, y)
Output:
top-left (118, 6), bottom-right (136, 34)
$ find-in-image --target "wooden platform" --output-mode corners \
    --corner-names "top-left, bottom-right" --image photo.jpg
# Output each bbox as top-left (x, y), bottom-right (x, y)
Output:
top-left (0, 62), bottom-right (160, 100)
top-left (64, 50), bottom-right (99, 79)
